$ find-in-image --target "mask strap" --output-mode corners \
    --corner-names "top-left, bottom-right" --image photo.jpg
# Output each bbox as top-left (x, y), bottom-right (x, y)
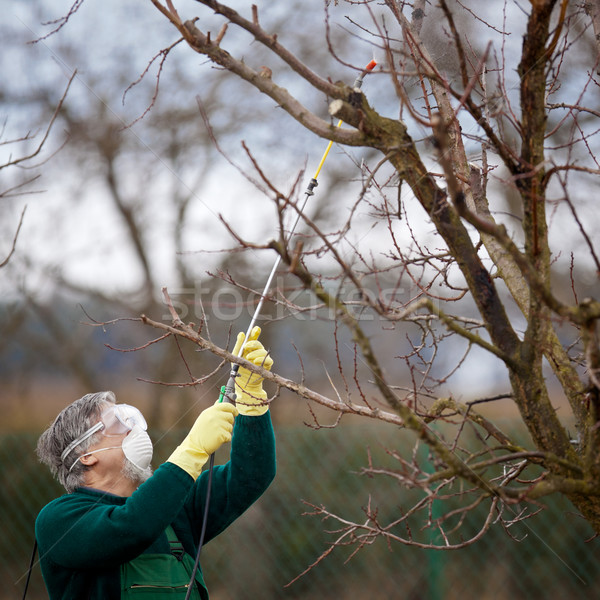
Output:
top-left (67, 446), bottom-right (122, 473)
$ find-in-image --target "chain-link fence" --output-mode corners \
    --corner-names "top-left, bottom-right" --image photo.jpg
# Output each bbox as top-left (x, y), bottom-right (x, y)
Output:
top-left (2, 422), bottom-right (599, 599)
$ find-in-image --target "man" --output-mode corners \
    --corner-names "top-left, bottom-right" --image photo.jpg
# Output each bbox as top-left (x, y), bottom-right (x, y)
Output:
top-left (35, 327), bottom-right (275, 599)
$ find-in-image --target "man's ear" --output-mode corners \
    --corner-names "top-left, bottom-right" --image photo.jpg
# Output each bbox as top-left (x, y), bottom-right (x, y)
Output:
top-left (79, 453), bottom-right (98, 467)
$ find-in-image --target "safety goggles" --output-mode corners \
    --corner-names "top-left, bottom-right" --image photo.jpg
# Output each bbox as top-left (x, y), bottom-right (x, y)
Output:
top-left (61, 404), bottom-right (147, 463)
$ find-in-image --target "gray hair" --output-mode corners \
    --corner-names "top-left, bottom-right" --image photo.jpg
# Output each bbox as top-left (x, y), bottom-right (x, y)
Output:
top-left (37, 391), bottom-right (117, 493)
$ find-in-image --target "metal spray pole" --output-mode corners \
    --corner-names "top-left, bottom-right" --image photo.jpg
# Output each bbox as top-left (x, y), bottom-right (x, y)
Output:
top-left (218, 59), bottom-right (377, 404)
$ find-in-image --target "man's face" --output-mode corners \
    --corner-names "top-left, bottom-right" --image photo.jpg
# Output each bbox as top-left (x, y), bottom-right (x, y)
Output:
top-left (79, 405), bottom-right (153, 487)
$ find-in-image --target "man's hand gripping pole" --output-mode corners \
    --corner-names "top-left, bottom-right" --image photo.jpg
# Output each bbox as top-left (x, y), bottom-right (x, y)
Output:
top-left (218, 370), bottom-right (238, 405)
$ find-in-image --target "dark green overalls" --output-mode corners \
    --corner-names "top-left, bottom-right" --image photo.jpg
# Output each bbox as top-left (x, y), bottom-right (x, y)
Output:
top-left (120, 526), bottom-right (207, 599)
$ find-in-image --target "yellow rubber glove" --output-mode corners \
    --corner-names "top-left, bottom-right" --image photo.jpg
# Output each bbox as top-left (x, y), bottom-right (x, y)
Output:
top-left (233, 326), bottom-right (273, 416)
top-left (167, 401), bottom-right (239, 479)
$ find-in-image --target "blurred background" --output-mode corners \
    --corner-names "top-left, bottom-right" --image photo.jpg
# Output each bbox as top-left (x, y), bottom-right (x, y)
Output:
top-left (2, 1), bottom-right (600, 598)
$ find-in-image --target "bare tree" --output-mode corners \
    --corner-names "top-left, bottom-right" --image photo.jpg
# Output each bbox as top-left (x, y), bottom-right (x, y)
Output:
top-left (0, 7), bottom-right (240, 421)
top-left (23, 0), bottom-right (600, 563)
top-left (131, 0), bottom-right (600, 546)
top-left (0, 72), bottom-right (74, 268)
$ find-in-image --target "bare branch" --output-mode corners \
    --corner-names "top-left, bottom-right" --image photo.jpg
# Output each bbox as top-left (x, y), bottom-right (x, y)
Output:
top-left (0, 206), bottom-right (27, 268)
top-left (1, 70), bottom-right (76, 171)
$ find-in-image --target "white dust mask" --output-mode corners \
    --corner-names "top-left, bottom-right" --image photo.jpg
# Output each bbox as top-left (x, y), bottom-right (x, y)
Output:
top-left (121, 424), bottom-right (153, 470)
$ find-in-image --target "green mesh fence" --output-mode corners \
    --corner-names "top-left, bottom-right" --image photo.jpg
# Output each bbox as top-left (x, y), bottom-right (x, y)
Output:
top-left (2, 423), bottom-right (599, 600)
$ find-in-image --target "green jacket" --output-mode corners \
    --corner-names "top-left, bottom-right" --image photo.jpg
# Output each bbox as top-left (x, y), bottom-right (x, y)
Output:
top-left (35, 413), bottom-right (276, 599)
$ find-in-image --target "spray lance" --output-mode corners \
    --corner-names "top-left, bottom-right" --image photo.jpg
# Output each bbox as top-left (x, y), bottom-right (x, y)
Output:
top-left (185, 59), bottom-right (377, 600)
top-left (217, 57), bottom-right (378, 406)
